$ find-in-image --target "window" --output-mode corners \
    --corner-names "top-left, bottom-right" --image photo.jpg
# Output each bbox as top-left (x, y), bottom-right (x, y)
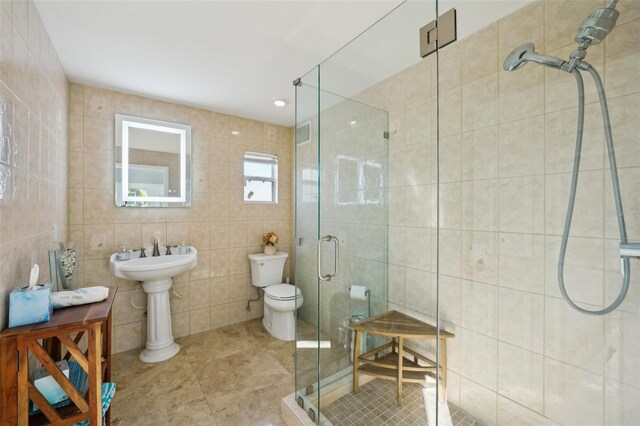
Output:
top-left (244, 152), bottom-right (278, 203)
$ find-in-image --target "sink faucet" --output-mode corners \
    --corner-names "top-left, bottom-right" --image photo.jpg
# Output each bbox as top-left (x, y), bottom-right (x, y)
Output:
top-left (152, 239), bottom-right (161, 257)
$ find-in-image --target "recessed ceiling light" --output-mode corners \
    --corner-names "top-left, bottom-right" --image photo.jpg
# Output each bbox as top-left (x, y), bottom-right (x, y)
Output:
top-left (231, 130), bottom-right (240, 136)
top-left (273, 99), bottom-right (286, 107)
top-left (350, 120), bottom-right (357, 126)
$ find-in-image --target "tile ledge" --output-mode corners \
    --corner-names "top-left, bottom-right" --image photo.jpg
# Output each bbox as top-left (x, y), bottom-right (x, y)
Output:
top-left (281, 393), bottom-right (317, 426)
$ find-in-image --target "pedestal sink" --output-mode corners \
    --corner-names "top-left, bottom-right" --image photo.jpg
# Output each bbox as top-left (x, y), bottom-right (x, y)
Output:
top-left (110, 247), bottom-right (197, 363)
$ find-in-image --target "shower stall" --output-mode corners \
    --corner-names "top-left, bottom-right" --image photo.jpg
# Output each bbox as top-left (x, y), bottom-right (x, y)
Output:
top-left (292, 0), bottom-right (640, 424)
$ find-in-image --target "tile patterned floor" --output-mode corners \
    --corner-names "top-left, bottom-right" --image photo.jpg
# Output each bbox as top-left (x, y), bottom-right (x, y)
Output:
top-left (323, 379), bottom-right (484, 426)
top-left (111, 319), bottom-right (294, 426)
top-left (111, 319), bottom-right (480, 426)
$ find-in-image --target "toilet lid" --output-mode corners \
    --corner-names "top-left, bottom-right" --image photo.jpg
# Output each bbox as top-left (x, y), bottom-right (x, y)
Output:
top-left (265, 284), bottom-right (301, 301)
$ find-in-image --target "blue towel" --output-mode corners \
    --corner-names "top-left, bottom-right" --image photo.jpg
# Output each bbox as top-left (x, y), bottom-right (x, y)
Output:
top-left (29, 360), bottom-right (116, 425)
top-left (74, 382), bottom-right (117, 426)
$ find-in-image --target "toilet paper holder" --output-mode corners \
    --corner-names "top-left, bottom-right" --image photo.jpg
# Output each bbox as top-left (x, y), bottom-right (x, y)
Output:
top-left (349, 286), bottom-right (370, 298)
top-left (345, 286), bottom-right (372, 364)
top-left (349, 285), bottom-right (371, 319)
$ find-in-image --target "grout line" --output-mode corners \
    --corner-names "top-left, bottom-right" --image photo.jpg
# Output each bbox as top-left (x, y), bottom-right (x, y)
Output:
top-left (495, 115), bottom-right (502, 425)
top-left (601, 22), bottom-right (609, 416)
top-left (541, 0), bottom-right (548, 416)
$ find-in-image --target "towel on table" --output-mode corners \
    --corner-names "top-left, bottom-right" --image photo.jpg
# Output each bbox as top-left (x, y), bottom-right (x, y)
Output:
top-left (51, 286), bottom-right (109, 309)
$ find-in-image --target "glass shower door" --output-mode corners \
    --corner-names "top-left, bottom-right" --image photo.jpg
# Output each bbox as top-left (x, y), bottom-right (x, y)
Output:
top-left (294, 70), bottom-right (389, 422)
top-left (316, 90), bottom-right (389, 416)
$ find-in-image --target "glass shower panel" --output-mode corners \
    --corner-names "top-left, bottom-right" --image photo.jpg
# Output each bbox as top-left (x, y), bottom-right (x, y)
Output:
top-left (317, 1), bottom-right (442, 424)
top-left (435, 0), bottom-right (640, 425)
top-left (293, 0), bottom-right (640, 424)
top-left (291, 1), bottom-right (441, 424)
top-left (294, 66), bottom-right (321, 415)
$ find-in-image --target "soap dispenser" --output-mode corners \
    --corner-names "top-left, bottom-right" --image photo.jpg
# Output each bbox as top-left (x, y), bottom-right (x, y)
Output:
top-left (178, 241), bottom-right (189, 255)
top-left (116, 246), bottom-right (130, 261)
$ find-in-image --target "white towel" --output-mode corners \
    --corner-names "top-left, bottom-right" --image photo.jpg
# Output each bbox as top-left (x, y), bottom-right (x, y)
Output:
top-left (51, 286), bottom-right (110, 309)
top-left (423, 377), bottom-right (453, 426)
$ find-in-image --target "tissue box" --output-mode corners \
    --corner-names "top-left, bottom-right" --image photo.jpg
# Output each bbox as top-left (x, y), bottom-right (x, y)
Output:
top-left (8, 283), bottom-right (52, 328)
top-left (31, 360), bottom-right (70, 413)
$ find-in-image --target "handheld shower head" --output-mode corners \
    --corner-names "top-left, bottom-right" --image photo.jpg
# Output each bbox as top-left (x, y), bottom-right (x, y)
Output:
top-left (503, 43), bottom-right (566, 71)
top-left (503, 43), bottom-right (534, 71)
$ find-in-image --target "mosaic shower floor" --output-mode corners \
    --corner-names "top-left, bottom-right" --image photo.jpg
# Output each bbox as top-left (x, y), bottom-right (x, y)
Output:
top-left (323, 379), bottom-right (483, 426)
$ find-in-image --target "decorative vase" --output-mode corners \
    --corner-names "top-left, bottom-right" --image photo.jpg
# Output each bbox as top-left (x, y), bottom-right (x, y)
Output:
top-left (264, 245), bottom-right (276, 255)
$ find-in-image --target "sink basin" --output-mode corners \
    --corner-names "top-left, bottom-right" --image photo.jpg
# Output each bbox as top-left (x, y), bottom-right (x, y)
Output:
top-left (110, 247), bottom-right (198, 282)
top-left (109, 246), bottom-right (197, 363)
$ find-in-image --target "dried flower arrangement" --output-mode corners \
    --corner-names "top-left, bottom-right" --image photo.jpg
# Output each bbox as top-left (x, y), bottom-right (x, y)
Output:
top-left (262, 232), bottom-right (279, 247)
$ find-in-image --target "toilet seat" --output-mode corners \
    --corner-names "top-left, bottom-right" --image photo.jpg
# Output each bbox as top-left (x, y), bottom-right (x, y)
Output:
top-left (265, 284), bottom-right (301, 301)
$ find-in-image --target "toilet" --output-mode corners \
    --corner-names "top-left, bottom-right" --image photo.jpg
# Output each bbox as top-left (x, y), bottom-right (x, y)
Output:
top-left (248, 251), bottom-right (303, 341)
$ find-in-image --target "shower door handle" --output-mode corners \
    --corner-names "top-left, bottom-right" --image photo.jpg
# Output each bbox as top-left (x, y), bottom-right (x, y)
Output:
top-left (317, 235), bottom-right (339, 281)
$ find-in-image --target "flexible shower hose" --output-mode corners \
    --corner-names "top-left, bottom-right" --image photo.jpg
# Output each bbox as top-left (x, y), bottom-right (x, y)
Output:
top-left (558, 66), bottom-right (630, 315)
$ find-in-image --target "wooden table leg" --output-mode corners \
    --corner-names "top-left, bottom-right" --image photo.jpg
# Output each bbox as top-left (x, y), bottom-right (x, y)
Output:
top-left (17, 337), bottom-right (28, 426)
top-left (397, 336), bottom-right (404, 405)
top-left (1, 335), bottom-right (19, 425)
top-left (88, 323), bottom-right (103, 425)
top-left (353, 330), bottom-right (361, 393)
top-left (438, 337), bottom-right (447, 404)
top-left (103, 310), bottom-right (112, 382)
top-left (104, 310), bottom-right (112, 425)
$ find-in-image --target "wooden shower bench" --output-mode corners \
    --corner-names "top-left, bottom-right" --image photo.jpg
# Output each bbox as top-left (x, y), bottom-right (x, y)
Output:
top-left (348, 310), bottom-right (454, 405)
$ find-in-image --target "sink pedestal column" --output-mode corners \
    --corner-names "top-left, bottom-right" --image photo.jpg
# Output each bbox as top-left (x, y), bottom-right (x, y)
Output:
top-left (140, 278), bottom-right (180, 363)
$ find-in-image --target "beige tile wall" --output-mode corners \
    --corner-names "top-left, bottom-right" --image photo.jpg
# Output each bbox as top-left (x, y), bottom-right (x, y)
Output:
top-left (0, 0), bottom-right (68, 331)
top-left (357, 0), bottom-right (640, 425)
top-left (68, 84), bottom-right (294, 353)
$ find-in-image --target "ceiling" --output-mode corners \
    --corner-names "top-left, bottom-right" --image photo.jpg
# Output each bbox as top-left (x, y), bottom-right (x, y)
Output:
top-left (35, 0), bottom-right (404, 126)
top-left (36, 0), bottom-right (531, 127)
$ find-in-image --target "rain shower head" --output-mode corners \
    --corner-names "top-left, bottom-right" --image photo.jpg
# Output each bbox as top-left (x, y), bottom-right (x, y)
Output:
top-left (575, 1), bottom-right (619, 46)
top-left (565, 0), bottom-right (619, 71)
top-left (503, 43), bottom-right (566, 71)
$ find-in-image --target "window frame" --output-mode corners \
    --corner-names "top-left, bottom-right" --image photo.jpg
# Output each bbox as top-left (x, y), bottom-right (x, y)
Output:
top-left (243, 152), bottom-right (278, 204)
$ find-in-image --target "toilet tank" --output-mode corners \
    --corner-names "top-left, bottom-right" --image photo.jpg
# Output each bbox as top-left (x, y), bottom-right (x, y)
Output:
top-left (248, 252), bottom-right (288, 287)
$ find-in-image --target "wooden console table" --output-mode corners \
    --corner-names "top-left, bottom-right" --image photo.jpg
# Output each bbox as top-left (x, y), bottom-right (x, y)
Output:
top-left (0, 287), bottom-right (116, 425)
top-left (348, 310), bottom-right (454, 405)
